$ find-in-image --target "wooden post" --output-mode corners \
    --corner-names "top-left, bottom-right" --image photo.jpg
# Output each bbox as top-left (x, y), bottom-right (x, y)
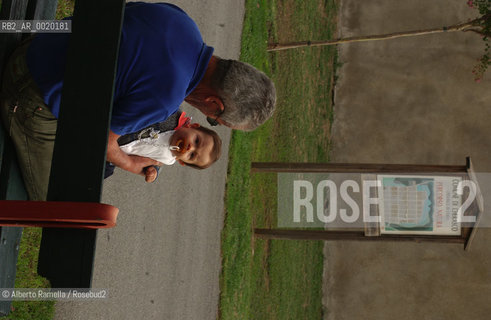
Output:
top-left (254, 229), bottom-right (465, 244)
top-left (463, 157), bottom-right (484, 250)
top-left (251, 162), bottom-right (467, 173)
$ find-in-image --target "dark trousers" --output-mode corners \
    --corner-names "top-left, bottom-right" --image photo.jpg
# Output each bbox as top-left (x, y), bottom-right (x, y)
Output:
top-left (0, 39), bottom-right (57, 200)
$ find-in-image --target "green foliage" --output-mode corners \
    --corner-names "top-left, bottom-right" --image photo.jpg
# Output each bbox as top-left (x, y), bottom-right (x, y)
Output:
top-left (55, 0), bottom-right (75, 20)
top-left (467, 0), bottom-right (491, 81)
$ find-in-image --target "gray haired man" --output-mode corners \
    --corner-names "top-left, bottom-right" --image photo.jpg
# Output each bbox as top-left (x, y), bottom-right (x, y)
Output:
top-left (0, 2), bottom-right (276, 200)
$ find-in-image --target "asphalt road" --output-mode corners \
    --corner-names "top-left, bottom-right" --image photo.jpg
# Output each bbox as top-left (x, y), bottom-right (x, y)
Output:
top-left (53, 1), bottom-right (245, 319)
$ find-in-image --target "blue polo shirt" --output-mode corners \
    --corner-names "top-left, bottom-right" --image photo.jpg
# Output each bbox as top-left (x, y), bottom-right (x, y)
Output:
top-left (26, 2), bottom-right (214, 135)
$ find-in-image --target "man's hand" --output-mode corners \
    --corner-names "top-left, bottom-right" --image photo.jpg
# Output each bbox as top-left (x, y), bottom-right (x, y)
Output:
top-left (124, 154), bottom-right (160, 175)
top-left (144, 166), bottom-right (159, 183)
top-left (106, 130), bottom-right (160, 177)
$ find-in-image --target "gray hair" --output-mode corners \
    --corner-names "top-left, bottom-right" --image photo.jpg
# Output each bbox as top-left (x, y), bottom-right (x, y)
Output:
top-left (211, 58), bottom-right (276, 131)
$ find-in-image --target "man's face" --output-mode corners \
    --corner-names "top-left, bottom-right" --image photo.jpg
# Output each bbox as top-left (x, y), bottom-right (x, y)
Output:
top-left (188, 95), bottom-right (249, 130)
top-left (192, 96), bottom-right (247, 129)
top-left (170, 127), bottom-right (214, 167)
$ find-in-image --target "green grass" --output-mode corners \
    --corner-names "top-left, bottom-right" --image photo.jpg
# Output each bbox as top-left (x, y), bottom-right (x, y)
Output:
top-left (0, 2), bottom-right (75, 319)
top-left (55, 0), bottom-right (75, 20)
top-left (1, 228), bottom-right (55, 320)
top-left (220, 0), bottom-right (338, 319)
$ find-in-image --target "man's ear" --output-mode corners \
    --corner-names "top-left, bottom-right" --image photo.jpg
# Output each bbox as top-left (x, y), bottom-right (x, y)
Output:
top-left (204, 96), bottom-right (224, 114)
top-left (178, 160), bottom-right (187, 166)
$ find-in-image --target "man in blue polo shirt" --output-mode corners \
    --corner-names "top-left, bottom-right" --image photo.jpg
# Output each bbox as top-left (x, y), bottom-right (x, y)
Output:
top-left (0, 2), bottom-right (276, 200)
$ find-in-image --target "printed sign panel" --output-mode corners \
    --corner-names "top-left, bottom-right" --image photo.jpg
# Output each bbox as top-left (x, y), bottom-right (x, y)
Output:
top-left (377, 175), bottom-right (462, 235)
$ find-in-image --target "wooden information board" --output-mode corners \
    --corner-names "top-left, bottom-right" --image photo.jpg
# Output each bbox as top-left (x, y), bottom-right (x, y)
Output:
top-left (252, 157), bottom-right (483, 250)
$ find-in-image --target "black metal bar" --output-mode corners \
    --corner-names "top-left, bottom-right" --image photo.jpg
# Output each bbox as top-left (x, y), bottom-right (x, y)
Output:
top-left (47, 0), bottom-right (125, 202)
top-left (0, 0), bottom-right (29, 20)
top-left (38, 0), bottom-right (125, 288)
top-left (25, 0), bottom-right (57, 20)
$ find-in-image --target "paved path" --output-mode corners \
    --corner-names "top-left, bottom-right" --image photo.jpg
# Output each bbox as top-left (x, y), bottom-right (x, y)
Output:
top-left (54, 1), bottom-right (244, 319)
